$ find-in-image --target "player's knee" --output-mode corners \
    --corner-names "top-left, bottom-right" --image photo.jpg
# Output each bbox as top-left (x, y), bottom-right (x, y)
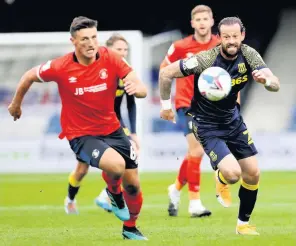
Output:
top-left (99, 148), bottom-right (125, 177)
top-left (110, 160), bottom-right (125, 178)
top-left (124, 184), bottom-right (140, 196)
top-left (243, 167), bottom-right (260, 184)
top-left (188, 143), bottom-right (204, 157)
top-left (223, 168), bottom-right (241, 184)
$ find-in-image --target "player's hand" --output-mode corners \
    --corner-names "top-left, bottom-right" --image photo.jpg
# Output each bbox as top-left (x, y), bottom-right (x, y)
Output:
top-left (130, 133), bottom-right (140, 152)
top-left (123, 79), bottom-right (138, 95)
top-left (160, 109), bottom-right (176, 123)
top-left (8, 103), bottom-right (22, 121)
top-left (252, 70), bottom-right (267, 84)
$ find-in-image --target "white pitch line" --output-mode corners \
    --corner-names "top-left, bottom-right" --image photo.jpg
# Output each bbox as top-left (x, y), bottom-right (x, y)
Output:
top-left (0, 202), bottom-right (294, 211)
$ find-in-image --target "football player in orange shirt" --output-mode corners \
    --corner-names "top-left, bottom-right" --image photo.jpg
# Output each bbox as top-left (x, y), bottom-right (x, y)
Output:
top-left (160, 5), bottom-right (232, 217)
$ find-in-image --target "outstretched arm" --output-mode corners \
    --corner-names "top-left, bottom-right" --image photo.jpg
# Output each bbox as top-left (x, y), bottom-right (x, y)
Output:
top-left (8, 67), bottom-right (42, 120)
top-left (124, 71), bottom-right (147, 98)
top-left (159, 60), bottom-right (185, 101)
top-left (252, 68), bottom-right (280, 92)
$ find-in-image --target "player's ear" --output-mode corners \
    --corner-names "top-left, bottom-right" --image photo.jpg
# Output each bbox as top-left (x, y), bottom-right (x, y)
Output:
top-left (190, 19), bottom-right (194, 29)
top-left (241, 32), bottom-right (246, 41)
top-left (70, 36), bottom-right (75, 45)
top-left (210, 18), bottom-right (214, 28)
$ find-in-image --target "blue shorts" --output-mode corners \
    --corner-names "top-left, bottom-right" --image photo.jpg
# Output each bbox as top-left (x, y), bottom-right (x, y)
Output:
top-left (192, 116), bottom-right (258, 170)
top-left (69, 128), bottom-right (138, 169)
top-left (177, 107), bottom-right (193, 136)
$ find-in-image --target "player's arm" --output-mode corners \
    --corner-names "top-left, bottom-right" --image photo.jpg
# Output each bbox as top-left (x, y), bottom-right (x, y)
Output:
top-left (252, 68), bottom-right (280, 92)
top-left (123, 71), bottom-right (147, 98)
top-left (126, 94), bottom-right (137, 134)
top-left (159, 55), bottom-right (204, 123)
top-left (8, 60), bottom-right (57, 121)
top-left (159, 55), bottom-right (202, 101)
top-left (8, 67), bottom-right (42, 120)
top-left (237, 92), bottom-right (241, 104)
top-left (11, 67), bottom-right (42, 106)
top-left (114, 96), bottom-right (125, 126)
top-left (110, 50), bottom-right (147, 99)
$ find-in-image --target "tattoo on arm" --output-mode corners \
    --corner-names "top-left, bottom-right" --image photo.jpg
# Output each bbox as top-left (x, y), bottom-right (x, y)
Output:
top-left (159, 61), bottom-right (184, 100)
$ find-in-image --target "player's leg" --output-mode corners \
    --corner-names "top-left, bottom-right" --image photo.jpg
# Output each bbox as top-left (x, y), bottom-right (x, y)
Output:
top-left (228, 123), bottom-right (260, 235)
top-left (94, 171), bottom-right (113, 213)
top-left (167, 108), bottom-right (189, 216)
top-left (192, 119), bottom-right (239, 208)
top-left (105, 128), bottom-right (147, 240)
top-left (186, 132), bottom-right (211, 217)
top-left (122, 169), bottom-right (147, 240)
top-left (95, 128), bottom-right (136, 213)
top-left (69, 135), bottom-right (130, 221)
top-left (236, 156), bottom-right (260, 235)
top-left (64, 161), bottom-right (89, 214)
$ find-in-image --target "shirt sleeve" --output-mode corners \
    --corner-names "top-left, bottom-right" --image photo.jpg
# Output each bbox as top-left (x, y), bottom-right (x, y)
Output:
top-left (36, 59), bottom-right (59, 82)
top-left (109, 51), bottom-right (133, 79)
top-left (180, 47), bottom-right (219, 76)
top-left (241, 44), bottom-right (267, 71)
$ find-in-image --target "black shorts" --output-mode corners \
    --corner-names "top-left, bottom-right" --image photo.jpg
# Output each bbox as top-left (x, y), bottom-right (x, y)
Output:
top-left (69, 128), bottom-right (138, 169)
top-left (192, 116), bottom-right (257, 170)
top-left (176, 107), bottom-right (193, 136)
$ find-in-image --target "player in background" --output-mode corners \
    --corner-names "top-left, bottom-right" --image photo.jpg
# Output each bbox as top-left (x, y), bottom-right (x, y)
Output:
top-left (8, 16), bottom-right (148, 240)
top-left (95, 34), bottom-right (140, 212)
top-left (160, 5), bottom-right (229, 217)
top-left (159, 16), bottom-right (280, 235)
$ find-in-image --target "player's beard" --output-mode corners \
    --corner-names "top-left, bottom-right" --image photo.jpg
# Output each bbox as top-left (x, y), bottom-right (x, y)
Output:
top-left (221, 43), bottom-right (241, 59)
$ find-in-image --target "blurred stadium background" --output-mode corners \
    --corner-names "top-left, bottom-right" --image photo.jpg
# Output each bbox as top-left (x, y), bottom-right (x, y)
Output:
top-left (1, 1), bottom-right (295, 245)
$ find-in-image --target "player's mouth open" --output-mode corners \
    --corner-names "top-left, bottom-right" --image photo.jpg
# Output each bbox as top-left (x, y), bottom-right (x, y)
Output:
top-left (87, 49), bottom-right (94, 54)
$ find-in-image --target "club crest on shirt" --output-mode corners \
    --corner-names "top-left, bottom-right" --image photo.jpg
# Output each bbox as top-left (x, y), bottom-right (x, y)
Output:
top-left (238, 63), bottom-right (247, 74)
top-left (99, 68), bottom-right (108, 79)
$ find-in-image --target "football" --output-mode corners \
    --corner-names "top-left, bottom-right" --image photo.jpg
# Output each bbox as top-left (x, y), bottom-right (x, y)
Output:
top-left (198, 66), bottom-right (232, 101)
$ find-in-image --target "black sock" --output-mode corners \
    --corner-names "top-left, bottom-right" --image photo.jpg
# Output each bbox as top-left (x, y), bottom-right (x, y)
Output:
top-left (68, 183), bottom-right (80, 200)
top-left (238, 185), bottom-right (258, 222)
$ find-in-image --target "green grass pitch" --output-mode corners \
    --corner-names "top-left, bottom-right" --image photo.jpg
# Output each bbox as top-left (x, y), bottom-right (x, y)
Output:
top-left (1, 171), bottom-right (295, 245)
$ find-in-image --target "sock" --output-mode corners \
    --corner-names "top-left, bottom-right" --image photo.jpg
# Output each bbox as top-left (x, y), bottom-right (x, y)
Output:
top-left (187, 156), bottom-right (202, 200)
top-left (217, 170), bottom-right (228, 185)
top-left (175, 156), bottom-right (188, 191)
top-left (123, 190), bottom-right (143, 228)
top-left (102, 171), bottom-right (122, 194)
top-left (68, 172), bottom-right (81, 200)
top-left (238, 180), bottom-right (259, 222)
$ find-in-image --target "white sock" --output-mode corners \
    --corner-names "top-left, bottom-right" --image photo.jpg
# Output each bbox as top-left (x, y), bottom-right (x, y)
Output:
top-left (237, 219), bottom-right (249, 226)
top-left (66, 196), bottom-right (75, 203)
top-left (171, 184), bottom-right (180, 194)
top-left (189, 199), bottom-right (202, 207)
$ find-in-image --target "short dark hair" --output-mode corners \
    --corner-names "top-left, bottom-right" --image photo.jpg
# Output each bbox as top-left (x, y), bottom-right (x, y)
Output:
top-left (106, 33), bottom-right (128, 47)
top-left (70, 16), bottom-right (98, 36)
top-left (218, 17), bottom-right (246, 34)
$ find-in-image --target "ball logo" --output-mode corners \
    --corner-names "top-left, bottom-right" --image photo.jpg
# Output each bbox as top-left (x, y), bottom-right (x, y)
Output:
top-left (92, 149), bottom-right (100, 158)
top-left (99, 69), bottom-right (108, 79)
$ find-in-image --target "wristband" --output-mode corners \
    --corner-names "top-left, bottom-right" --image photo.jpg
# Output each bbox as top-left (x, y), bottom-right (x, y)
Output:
top-left (161, 99), bottom-right (172, 110)
top-left (264, 79), bottom-right (271, 87)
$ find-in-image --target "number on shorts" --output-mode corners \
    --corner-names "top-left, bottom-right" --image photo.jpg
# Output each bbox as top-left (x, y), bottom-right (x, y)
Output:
top-left (243, 130), bottom-right (254, 145)
top-left (130, 145), bottom-right (137, 161)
